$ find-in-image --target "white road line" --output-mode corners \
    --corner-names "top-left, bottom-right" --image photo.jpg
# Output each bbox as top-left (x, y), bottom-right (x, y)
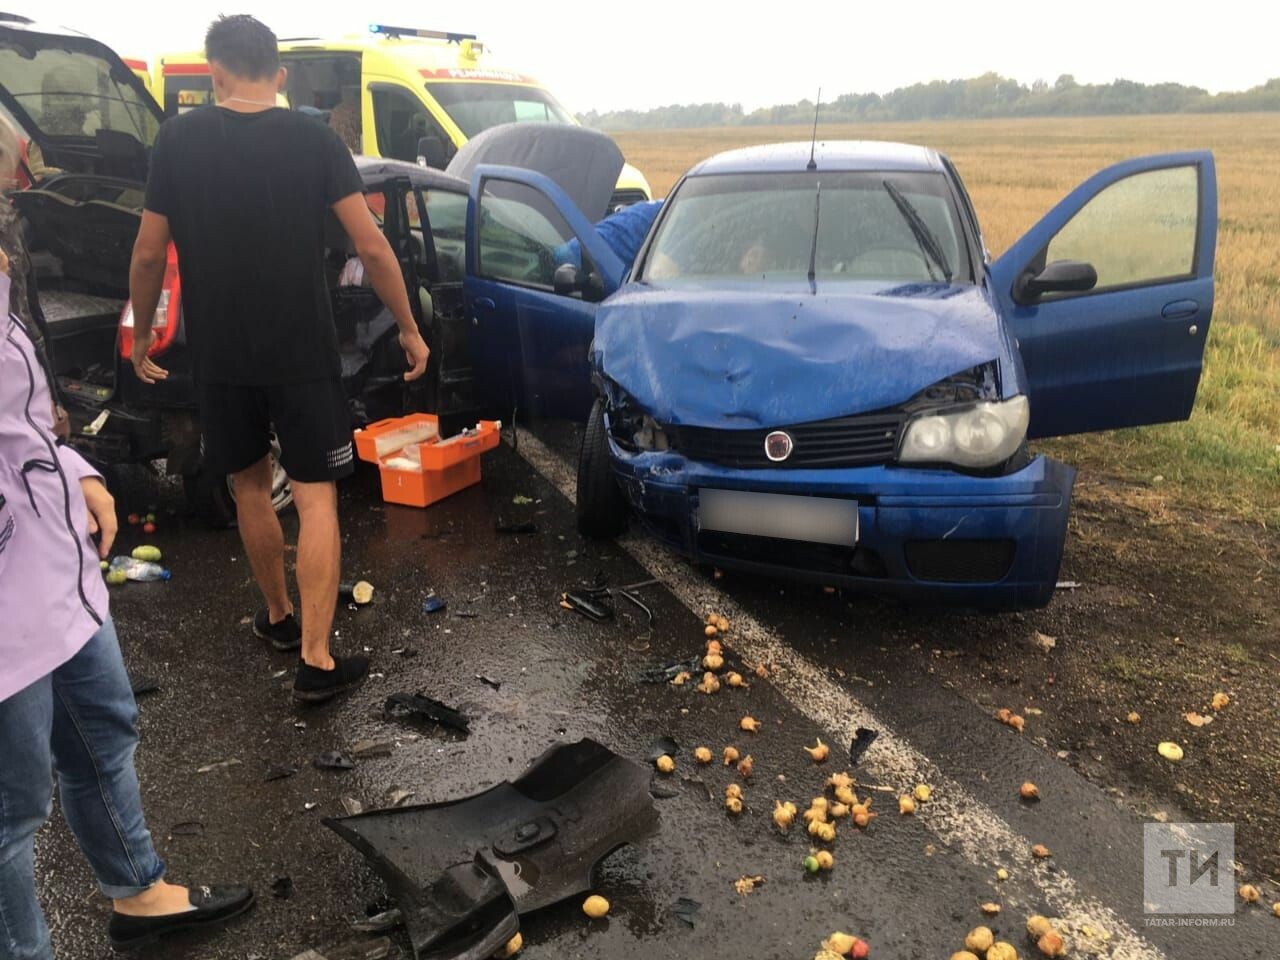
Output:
top-left (513, 427), bottom-right (1163, 960)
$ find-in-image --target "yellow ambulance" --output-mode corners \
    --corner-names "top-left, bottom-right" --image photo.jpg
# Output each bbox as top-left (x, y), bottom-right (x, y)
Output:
top-left (153, 24), bottom-right (652, 208)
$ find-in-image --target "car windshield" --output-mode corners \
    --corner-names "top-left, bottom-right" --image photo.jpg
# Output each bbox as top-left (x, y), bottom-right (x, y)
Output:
top-left (640, 170), bottom-right (971, 285)
top-left (425, 82), bottom-right (574, 138)
top-left (0, 44), bottom-right (158, 146)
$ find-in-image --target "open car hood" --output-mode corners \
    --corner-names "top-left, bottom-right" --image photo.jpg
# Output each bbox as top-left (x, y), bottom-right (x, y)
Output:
top-left (0, 19), bottom-right (162, 181)
top-left (446, 122), bottom-right (623, 223)
top-left (592, 283), bottom-right (1015, 428)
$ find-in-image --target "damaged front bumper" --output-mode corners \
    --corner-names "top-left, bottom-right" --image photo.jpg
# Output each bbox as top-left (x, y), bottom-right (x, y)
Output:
top-left (608, 438), bottom-right (1076, 610)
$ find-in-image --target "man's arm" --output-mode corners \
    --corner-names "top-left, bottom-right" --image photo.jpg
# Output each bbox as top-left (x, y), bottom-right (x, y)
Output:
top-left (128, 210), bottom-right (172, 384)
top-left (331, 193), bottom-right (429, 381)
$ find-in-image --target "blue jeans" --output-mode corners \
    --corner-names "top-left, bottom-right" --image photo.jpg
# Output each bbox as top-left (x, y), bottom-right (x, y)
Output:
top-left (0, 619), bottom-right (164, 959)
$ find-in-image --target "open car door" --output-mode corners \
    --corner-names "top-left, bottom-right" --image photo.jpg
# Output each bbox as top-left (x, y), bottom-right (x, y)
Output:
top-left (464, 165), bottom-right (625, 422)
top-left (989, 152), bottom-right (1216, 439)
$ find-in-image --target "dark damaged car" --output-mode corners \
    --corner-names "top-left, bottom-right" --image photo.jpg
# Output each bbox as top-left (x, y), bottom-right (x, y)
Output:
top-left (462, 141), bottom-right (1216, 609)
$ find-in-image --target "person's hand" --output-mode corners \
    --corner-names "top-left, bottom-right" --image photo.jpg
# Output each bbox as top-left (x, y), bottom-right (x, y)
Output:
top-left (80, 477), bottom-right (117, 559)
top-left (130, 331), bottom-right (169, 384)
top-left (0, 248), bottom-right (9, 275)
top-left (400, 330), bottom-right (430, 382)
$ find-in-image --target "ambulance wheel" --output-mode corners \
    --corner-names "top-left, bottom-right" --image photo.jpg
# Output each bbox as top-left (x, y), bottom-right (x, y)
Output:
top-left (576, 399), bottom-right (628, 539)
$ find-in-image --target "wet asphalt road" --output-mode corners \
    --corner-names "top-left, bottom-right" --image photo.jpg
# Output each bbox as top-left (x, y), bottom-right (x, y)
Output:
top-left (32, 431), bottom-right (1280, 960)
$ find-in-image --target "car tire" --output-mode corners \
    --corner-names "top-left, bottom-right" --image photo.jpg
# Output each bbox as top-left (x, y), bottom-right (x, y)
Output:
top-left (576, 398), bottom-right (628, 539)
top-left (183, 436), bottom-right (294, 529)
top-left (183, 465), bottom-right (238, 529)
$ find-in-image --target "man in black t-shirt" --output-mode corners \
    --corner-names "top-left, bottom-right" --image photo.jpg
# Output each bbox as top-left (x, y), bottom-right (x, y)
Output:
top-left (129, 15), bottom-right (429, 702)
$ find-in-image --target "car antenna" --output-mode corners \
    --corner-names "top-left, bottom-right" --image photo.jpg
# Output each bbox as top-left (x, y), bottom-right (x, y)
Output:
top-left (806, 88), bottom-right (821, 171)
top-left (807, 181), bottom-right (822, 295)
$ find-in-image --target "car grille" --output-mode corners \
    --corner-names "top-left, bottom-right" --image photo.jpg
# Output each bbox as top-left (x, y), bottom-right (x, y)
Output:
top-left (668, 412), bottom-right (904, 469)
top-left (903, 539), bottom-right (1016, 583)
top-left (608, 188), bottom-right (650, 211)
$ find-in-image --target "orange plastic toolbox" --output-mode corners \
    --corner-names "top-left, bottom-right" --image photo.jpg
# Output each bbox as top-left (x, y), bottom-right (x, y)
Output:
top-left (353, 414), bottom-right (502, 508)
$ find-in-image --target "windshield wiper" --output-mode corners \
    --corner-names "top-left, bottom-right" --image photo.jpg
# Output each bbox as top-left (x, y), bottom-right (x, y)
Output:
top-left (882, 179), bottom-right (952, 283)
top-left (807, 181), bottom-right (822, 295)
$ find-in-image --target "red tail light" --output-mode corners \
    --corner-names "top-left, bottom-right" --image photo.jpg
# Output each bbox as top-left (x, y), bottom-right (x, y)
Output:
top-left (120, 244), bottom-right (181, 360)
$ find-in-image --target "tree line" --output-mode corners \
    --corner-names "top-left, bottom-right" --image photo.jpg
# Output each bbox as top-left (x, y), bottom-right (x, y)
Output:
top-left (579, 73), bottom-right (1280, 130)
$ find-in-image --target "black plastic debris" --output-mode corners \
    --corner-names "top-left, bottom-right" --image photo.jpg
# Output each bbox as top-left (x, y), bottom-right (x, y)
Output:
top-left (264, 764), bottom-right (299, 782)
top-left (315, 751), bottom-right (356, 771)
top-left (647, 735), bottom-right (680, 762)
top-left (495, 520), bottom-right (537, 535)
top-left (385, 693), bottom-right (470, 734)
top-left (392, 646), bottom-right (419, 658)
top-left (271, 876), bottom-right (293, 900)
top-left (638, 655), bottom-right (701, 685)
top-left (423, 595), bottom-right (447, 614)
top-left (326, 739), bottom-right (657, 960)
top-left (169, 821), bottom-right (204, 837)
top-left (849, 727), bottom-right (880, 766)
top-left (476, 675), bottom-right (502, 692)
top-left (561, 589), bottom-right (613, 622)
top-left (351, 908), bottom-right (404, 934)
top-left (670, 897), bottom-right (701, 928)
top-left (129, 675), bottom-right (160, 697)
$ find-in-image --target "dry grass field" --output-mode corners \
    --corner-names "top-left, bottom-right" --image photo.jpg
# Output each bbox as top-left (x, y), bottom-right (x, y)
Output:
top-left (614, 115), bottom-right (1280, 522)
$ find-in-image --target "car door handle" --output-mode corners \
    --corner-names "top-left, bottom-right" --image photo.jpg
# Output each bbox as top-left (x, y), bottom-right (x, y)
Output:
top-left (1161, 299), bottom-right (1199, 321)
top-left (474, 297), bottom-right (496, 310)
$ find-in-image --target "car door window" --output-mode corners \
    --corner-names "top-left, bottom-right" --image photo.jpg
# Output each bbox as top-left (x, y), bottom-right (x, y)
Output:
top-left (477, 179), bottom-right (597, 293)
top-left (1043, 165), bottom-right (1198, 295)
top-left (371, 86), bottom-right (453, 166)
top-left (418, 188), bottom-right (467, 281)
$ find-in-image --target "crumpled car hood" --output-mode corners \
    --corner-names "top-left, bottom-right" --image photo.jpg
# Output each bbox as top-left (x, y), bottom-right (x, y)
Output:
top-left (592, 281), bottom-right (1015, 428)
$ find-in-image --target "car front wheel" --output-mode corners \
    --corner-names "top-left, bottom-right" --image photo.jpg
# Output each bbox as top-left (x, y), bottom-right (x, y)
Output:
top-left (576, 398), bottom-right (628, 539)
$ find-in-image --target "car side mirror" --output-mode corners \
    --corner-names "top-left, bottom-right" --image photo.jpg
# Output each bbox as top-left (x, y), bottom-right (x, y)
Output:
top-left (553, 263), bottom-right (581, 296)
top-left (1014, 259), bottom-right (1098, 303)
top-left (417, 135), bottom-right (447, 170)
top-left (582, 270), bottom-right (606, 303)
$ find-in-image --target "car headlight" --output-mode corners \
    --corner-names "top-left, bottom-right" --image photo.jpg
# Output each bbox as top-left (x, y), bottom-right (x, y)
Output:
top-left (898, 396), bottom-right (1029, 469)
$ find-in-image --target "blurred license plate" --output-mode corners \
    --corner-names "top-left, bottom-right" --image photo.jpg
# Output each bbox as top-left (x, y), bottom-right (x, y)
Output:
top-left (698, 489), bottom-right (859, 546)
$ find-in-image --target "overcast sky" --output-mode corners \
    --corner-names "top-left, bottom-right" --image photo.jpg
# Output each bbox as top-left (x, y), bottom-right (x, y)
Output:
top-left (21, 0), bottom-right (1280, 113)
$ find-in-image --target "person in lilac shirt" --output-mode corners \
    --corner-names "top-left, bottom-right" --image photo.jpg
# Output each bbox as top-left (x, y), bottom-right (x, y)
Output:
top-left (0, 114), bottom-right (253, 956)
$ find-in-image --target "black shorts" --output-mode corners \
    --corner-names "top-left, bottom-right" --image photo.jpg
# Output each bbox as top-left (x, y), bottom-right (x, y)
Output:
top-left (198, 380), bottom-right (354, 483)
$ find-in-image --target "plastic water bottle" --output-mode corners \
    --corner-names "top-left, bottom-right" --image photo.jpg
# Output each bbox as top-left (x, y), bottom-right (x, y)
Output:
top-left (108, 556), bottom-right (171, 582)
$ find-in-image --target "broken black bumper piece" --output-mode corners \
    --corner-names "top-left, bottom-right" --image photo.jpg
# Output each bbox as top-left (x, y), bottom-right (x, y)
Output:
top-left (324, 739), bottom-right (657, 960)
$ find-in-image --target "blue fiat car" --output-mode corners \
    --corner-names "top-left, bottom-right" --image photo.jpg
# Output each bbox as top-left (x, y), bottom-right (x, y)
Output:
top-left (463, 140), bottom-right (1216, 609)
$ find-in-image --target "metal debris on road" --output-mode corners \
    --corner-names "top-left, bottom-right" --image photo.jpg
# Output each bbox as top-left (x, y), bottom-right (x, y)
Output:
top-left (351, 739), bottom-right (394, 759)
top-left (350, 908), bottom-right (403, 934)
top-left (384, 692), bottom-right (470, 733)
top-left (271, 876), bottom-right (293, 900)
top-left (314, 751), bottom-right (355, 771)
top-left (387, 787), bottom-right (414, 807)
top-left (391, 646), bottom-right (418, 658)
top-left (264, 764), bottom-right (298, 782)
top-left (1055, 580), bottom-right (1082, 590)
top-left (197, 758), bottom-right (241, 774)
top-left (476, 674), bottom-right (502, 691)
top-left (848, 727), bottom-right (879, 765)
